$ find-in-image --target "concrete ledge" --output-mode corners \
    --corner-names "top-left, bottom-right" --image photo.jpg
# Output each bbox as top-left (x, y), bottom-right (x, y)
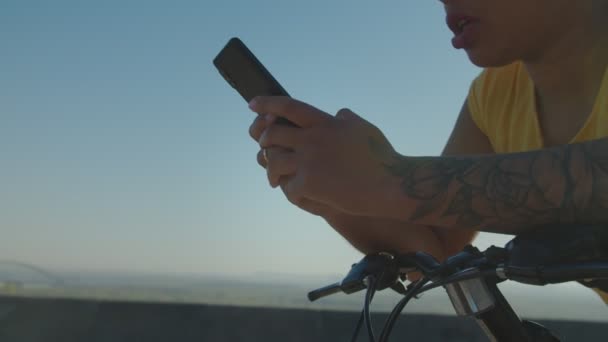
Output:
top-left (0, 296), bottom-right (606, 341)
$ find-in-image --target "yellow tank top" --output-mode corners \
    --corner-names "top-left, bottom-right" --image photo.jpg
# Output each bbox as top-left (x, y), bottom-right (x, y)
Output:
top-left (467, 61), bottom-right (608, 303)
top-left (468, 61), bottom-right (608, 152)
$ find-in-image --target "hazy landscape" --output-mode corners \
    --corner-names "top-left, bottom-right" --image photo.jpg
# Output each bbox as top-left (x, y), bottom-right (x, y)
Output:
top-left (1, 260), bottom-right (606, 322)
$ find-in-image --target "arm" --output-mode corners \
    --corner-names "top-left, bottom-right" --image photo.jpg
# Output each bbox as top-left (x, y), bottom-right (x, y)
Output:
top-left (250, 96), bottom-right (601, 237)
top-left (433, 101), bottom-right (494, 256)
top-left (324, 213), bottom-right (445, 260)
top-left (326, 100), bottom-right (495, 259)
top-left (380, 126), bottom-right (608, 234)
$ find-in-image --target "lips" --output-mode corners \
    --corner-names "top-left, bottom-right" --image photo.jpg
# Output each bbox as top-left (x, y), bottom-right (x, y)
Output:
top-left (446, 12), bottom-right (480, 49)
top-left (446, 13), bottom-right (478, 35)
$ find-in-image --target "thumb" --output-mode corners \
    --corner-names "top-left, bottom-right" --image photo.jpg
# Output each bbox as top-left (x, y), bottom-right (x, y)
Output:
top-left (282, 187), bottom-right (334, 217)
top-left (335, 108), bottom-right (364, 122)
top-left (335, 108), bottom-right (375, 129)
top-left (297, 198), bottom-right (331, 217)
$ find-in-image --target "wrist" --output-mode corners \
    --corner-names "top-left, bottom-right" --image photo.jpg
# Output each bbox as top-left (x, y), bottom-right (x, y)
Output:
top-left (374, 155), bottom-right (418, 221)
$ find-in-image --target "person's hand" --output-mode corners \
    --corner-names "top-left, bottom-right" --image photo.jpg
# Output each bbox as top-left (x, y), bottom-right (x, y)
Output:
top-left (249, 111), bottom-right (453, 281)
top-left (248, 96), bottom-right (398, 217)
top-left (249, 111), bottom-right (343, 217)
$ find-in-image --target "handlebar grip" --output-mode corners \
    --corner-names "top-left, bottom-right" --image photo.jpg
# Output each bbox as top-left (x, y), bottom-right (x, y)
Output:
top-left (505, 262), bottom-right (608, 285)
top-left (307, 282), bottom-right (343, 302)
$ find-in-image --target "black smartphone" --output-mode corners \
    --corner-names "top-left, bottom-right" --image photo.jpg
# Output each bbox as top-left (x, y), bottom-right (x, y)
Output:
top-left (213, 37), bottom-right (297, 127)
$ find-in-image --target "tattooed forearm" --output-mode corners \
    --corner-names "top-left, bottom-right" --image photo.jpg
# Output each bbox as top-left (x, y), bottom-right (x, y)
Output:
top-left (379, 139), bottom-right (608, 233)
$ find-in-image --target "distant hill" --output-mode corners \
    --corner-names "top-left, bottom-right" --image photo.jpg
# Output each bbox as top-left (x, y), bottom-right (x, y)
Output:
top-left (1, 265), bottom-right (606, 322)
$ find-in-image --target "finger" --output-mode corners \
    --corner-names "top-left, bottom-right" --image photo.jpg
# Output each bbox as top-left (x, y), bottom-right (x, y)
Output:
top-left (282, 172), bottom-right (312, 208)
top-left (256, 149), bottom-right (267, 168)
top-left (336, 107), bottom-right (372, 128)
top-left (249, 96), bottom-right (332, 128)
top-left (283, 192), bottom-right (331, 217)
top-left (266, 149), bottom-right (297, 188)
top-left (257, 146), bottom-right (291, 168)
top-left (249, 114), bottom-right (273, 141)
top-left (407, 272), bottom-right (424, 282)
top-left (283, 176), bottom-right (339, 216)
top-left (259, 124), bottom-right (302, 149)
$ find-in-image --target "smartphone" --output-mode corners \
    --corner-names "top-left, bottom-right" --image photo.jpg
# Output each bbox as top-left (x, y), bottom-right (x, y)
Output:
top-left (213, 37), bottom-right (297, 127)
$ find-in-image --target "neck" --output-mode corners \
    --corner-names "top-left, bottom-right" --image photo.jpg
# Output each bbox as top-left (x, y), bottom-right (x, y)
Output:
top-left (523, 13), bottom-right (608, 113)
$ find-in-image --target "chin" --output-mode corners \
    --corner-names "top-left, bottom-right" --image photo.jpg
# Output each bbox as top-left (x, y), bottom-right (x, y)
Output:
top-left (465, 48), bottom-right (517, 68)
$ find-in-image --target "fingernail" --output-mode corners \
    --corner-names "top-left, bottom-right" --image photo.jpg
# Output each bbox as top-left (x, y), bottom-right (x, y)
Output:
top-left (258, 130), bottom-right (267, 146)
top-left (248, 98), bottom-right (258, 109)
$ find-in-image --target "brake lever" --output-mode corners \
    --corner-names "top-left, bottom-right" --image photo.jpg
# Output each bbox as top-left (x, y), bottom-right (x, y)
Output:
top-left (308, 252), bottom-right (402, 302)
top-left (341, 253), bottom-right (399, 294)
top-left (395, 252), bottom-right (440, 279)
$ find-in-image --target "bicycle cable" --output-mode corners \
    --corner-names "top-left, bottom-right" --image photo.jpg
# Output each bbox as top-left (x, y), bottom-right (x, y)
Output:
top-left (378, 277), bottom-right (430, 342)
top-left (364, 276), bottom-right (378, 342)
top-left (350, 310), bottom-right (365, 342)
top-left (350, 276), bottom-right (379, 342)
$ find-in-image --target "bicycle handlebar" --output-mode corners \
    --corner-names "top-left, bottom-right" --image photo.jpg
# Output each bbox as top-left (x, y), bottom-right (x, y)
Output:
top-left (307, 224), bottom-right (608, 342)
top-left (308, 249), bottom-right (608, 302)
top-left (502, 262), bottom-right (608, 285)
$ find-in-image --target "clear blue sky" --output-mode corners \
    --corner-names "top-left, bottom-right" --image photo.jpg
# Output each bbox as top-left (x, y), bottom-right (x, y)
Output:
top-left (2, 0), bottom-right (492, 277)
